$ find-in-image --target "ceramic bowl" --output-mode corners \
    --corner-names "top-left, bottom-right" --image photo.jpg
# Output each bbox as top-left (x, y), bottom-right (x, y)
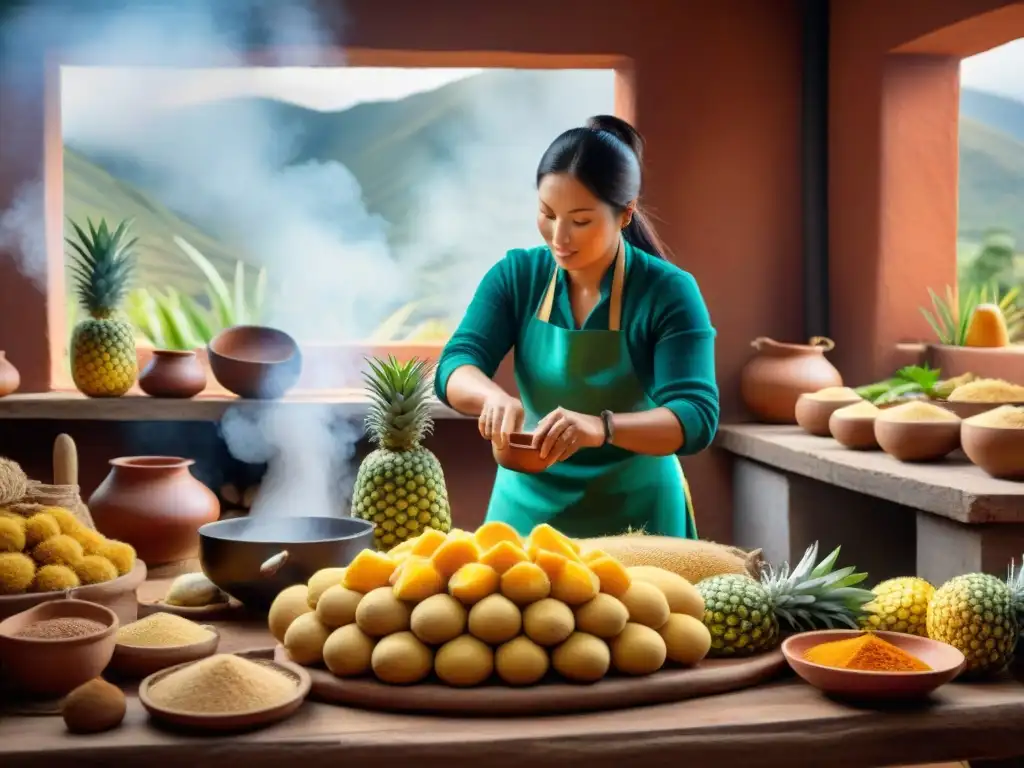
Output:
top-left (795, 394), bottom-right (863, 437)
top-left (0, 599), bottom-right (119, 697)
top-left (934, 400), bottom-right (1024, 419)
top-left (961, 422), bottom-right (1024, 480)
top-left (874, 418), bottom-right (961, 462)
top-left (828, 412), bottom-right (880, 450)
top-left (207, 326), bottom-right (302, 400)
top-left (108, 624), bottom-right (220, 679)
top-left (0, 561), bottom-right (147, 625)
top-left (782, 629), bottom-right (965, 701)
top-left (492, 432), bottom-right (557, 474)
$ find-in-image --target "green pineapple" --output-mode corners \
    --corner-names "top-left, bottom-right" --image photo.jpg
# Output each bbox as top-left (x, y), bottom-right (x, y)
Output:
top-left (696, 542), bottom-right (874, 656)
top-left (351, 356), bottom-right (451, 551)
top-left (66, 218), bottom-right (138, 397)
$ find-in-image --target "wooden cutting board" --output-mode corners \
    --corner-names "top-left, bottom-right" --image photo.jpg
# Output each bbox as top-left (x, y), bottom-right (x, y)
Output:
top-left (274, 645), bottom-right (787, 716)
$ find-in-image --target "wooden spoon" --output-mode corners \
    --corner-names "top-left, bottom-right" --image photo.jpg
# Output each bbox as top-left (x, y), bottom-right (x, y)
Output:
top-left (53, 433), bottom-right (78, 486)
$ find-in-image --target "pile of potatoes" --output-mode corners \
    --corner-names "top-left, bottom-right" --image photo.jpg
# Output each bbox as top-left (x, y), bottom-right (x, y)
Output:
top-left (269, 522), bottom-right (712, 687)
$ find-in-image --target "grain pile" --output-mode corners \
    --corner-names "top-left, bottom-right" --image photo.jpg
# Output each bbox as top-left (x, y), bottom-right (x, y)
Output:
top-left (832, 401), bottom-right (881, 419)
top-left (964, 405), bottom-right (1024, 429)
top-left (805, 387), bottom-right (861, 401)
top-left (13, 617), bottom-right (106, 639)
top-left (116, 612), bottom-right (214, 647)
top-left (875, 401), bottom-right (960, 423)
top-left (147, 654), bottom-right (297, 713)
top-left (948, 378), bottom-right (1024, 403)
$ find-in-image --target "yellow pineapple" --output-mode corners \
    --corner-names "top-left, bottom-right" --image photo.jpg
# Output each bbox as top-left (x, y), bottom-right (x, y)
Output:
top-left (66, 218), bottom-right (138, 397)
top-left (860, 576), bottom-right (933, 637)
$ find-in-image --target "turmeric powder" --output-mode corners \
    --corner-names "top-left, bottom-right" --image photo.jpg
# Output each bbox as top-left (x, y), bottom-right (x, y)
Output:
top-left (803, 633), bottom-right (931, 672)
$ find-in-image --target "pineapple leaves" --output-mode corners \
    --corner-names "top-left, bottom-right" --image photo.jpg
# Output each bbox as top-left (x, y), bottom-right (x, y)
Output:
top-left (362, 356), bottom-right (437, 449)
top-left (65, 216), bottom-right (137, 316)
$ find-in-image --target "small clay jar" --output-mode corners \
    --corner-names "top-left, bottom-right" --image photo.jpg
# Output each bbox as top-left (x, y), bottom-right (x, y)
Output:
top-left (794, 393), bottom-right (861, 437)
top-left (88, 457), bottom-right (221, 566)
top-left (138, 350), bottom-right (206, 398)
top-left (0, 351), bottom-right (20, 397)
top-left (961, 423), bottom-right (1024, 480)
top-left (829, 413), bottom-right (880, 450)
top-left (874, 419), bottom-right (961, 463)
top-left (740, 337), bottom-right (843, 424)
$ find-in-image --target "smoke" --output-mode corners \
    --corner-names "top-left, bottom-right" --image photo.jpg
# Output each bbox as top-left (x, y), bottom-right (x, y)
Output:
top-left (0, 0), bottom-right (613, 526)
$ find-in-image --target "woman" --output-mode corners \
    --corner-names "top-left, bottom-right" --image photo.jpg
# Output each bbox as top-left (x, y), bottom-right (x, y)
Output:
top-left (434, 115), bottom-right (719, 538)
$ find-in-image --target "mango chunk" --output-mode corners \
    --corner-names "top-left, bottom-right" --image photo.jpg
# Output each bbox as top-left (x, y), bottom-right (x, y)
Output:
top-left (533, 549), bottom-right (570, 580)
top-left (479, 541), bottom-right (529, 574)
top-left (549, 560), bottom-right (600, 605)
top-left (500, 561), bottom-right (552, 606)
top-left (581, 548), bottom-right (607, 564)
top-left (527, 523), bottom-right (582, 561)
top-left (473, 521), bottom-right (522, 551)
top-left (410, 528), bottom-right (448, 558)
top-left (448, 562), bottom-right (501, 605)
top-left (431, 536), bottom-right (480, 580)
top-left (393, 557), bottom-right (445, 602)
top-left (587, 555), bottom-right (632, 597)
top-left (343, 549), bottom-right (397, 592)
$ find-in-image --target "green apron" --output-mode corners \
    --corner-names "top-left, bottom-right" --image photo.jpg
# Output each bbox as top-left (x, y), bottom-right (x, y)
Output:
top-left (485, 246), bottom-right (698, 539)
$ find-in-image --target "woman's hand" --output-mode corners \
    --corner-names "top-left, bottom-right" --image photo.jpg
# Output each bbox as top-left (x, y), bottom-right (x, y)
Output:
top-left (479, 393), bottom-right (525, 449)
top-left (533, 407), bottom-right (605, 462)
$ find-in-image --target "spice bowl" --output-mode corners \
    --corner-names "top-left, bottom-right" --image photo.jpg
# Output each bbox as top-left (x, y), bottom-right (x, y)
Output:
top-left (795, 394), bottom-right (862, 437)
top-left (961, 421), bottom-right (1024, 480)
top-left (109, 624), bottom-right (220, 679)
top-left (0, 599), bottom-right (119, 697)
top-left (828, 412), bottom-right (880, 450)
top-left (492, 432), bottom-right (557, 474)
top-left (874, 418), bottom-right (962, 462)
top-left (782, 630), bottom-right (966, 701)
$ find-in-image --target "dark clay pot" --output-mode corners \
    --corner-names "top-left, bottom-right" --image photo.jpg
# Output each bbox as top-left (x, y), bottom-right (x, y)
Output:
top-left (138, 349), bottom-right (207, 398)
top-left (0, 351), bottom-right (20, 397)
top-left (207, 325), bottom-right (302, 400)
top-left (740, 337), bottom-right (843, 424)
top-left (88, 457), bottom-right (221, 566)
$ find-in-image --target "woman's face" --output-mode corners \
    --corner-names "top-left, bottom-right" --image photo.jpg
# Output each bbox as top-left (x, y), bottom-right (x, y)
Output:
top-left (537, 173), bottom-right (627, 272)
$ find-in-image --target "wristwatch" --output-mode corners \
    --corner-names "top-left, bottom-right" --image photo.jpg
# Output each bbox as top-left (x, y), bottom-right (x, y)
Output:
top-left (600, 410), bottom-right (615, 446)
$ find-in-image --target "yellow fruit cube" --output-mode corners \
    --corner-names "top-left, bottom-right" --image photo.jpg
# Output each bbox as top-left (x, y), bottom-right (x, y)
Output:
top-left (500, 561), bottom-right (552, 605)
top-left (550, 560), bottom-right (600, 605)
top-left (343, 549), bottom-right (397, 592)
top-left (448, 562), bottom-right (501, 605)
top-left (393, 557), bottom-right (445, 602)
top-left (431, 536), bottom-right (480, 580)
top-left (587, 555), bottom-right (632, 597)
top-left (533, 549), bottom-right (569, 580)
top-left (527, 523), bottom-right (582, 561)
top-left (581, 548), bottom-right (607, 564)
top-left (479, 541), bottom-right (529, 574)
top-left (410, 528), bottom-right (448, 558)
top-left (473, 521), bottom-right (522, 551)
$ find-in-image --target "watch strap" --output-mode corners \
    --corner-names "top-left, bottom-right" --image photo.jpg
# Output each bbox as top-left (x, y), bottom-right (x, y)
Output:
top-left (600, 410), bottom-right (615, 446)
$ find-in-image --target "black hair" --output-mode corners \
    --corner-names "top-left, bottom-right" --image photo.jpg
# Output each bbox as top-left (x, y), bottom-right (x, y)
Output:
top-left (536, 114), bottom-right (666, 259)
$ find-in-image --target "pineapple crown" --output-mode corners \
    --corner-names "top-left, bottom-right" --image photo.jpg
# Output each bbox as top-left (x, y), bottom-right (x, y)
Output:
top-left (760, 542), bottom-right (876, 630)
top-left (66, 217), bottom-right (138, 318)
top-left (1007, 557), bottom-right (1024, 624)
top-left (363, 355), bottom-right (435, 450)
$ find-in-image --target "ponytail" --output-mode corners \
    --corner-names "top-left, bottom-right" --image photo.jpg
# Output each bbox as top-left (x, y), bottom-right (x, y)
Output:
top-left (622, 208), bottom-right (667, 260)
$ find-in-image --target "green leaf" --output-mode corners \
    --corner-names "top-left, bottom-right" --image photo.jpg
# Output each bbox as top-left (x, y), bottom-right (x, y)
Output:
top-left (174, 236), bottom-right (234, 327)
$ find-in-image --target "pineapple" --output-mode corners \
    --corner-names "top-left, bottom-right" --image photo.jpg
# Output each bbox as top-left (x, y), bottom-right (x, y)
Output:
top-left (351, 356), bottom-right (451, 551)
top-left (66, 218), bottom-right (138, 397)
top-left (860, 576), bottom-right (935, 637)
top-left (696, 542), bottom-right (874, 656)
top-left (927, 562), bottom-right (1024, 676)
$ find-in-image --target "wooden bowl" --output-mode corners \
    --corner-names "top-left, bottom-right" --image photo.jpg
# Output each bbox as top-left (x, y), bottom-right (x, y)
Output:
top-left (207, 325), bottom-right (302, 400)
top-left (139, 656), bottom-right (311, 732)
top-left (492, 432), bottom-right (557, 474)
top-left (828, 412), bottom-right (880, 450)
top-left (0, 561), bottom-right (147, 625)
top-left (0, 599), bottom-right (119, 697)
top-left (874, 418), bottom-right (961, 462)
top-left (782, 629), bottom-right (965, 701)
top-left (961, 422), bottom-right (1024, 480)
top-left (795, 395), bottom-right (862, 437)
top-left (108, 624), bottom-right (220, 679)
top-left (934, 400), bottom-right (1024, 419)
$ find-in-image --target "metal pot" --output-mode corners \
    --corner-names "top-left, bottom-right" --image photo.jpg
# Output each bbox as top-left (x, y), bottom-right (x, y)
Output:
top-left (198, 516), bottom-right (374, 612)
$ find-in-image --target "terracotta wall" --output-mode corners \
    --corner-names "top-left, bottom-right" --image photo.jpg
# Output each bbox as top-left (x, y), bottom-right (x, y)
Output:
top-left (0, 0), bottom-right (808, 542)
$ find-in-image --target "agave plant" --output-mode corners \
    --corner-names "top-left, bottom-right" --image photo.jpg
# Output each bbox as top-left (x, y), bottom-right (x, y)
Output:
top-left (920, 283), bottom-right (1024, 346)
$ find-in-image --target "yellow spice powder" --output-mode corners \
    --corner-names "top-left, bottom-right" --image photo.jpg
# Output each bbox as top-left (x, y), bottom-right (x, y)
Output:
top-left (964, 405), bottom-right (1024, 429)
top-left (832, 400), bottom-right (881, 419)
top-left (806, 386), bottom-right (861, 401)
top-left (147, 654), bottom-right (296, 714)
top-left (876, 401), bottom-right (960, 423)
top-left (948, 378), bottom-right (1024, 403)
top-left (116, 612), bottom-right (214, 647)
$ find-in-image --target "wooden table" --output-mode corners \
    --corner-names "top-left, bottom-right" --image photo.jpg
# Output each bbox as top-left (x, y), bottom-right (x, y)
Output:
top-left (2, 582), bottom-right (1024, 768)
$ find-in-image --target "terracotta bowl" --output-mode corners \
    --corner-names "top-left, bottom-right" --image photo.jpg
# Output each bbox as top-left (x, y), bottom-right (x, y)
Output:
top-left (795, 395), bottom-right (862, 437)
top-left (109, 624), bottom-right (220, 679)
top-left (961, 422), bottom-right (1024, 480)
top-left (782, 629), bottom-right (966, 701)
top-left (874, 418), bottom-right (961, 462)
top-left (0, 599), bottom-right (119, 697)
top-left (934, 400), bottom-right (1024, 419)
top-left (0, 561), bottom-right (148, 625)
top-left (828, 412), bottom-right (880, 450)
top-left (207, 326), bottom-right (302, 400)
top-left (492, 432), bottom-right (557, 474)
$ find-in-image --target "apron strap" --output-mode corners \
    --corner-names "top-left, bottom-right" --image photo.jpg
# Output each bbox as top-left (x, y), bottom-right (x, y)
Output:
top-left (536, 241), bottom-right (626, 330)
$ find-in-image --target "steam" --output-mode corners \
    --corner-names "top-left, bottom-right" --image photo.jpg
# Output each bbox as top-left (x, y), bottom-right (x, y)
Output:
top-left (0, 0), bottom-right (613, 525)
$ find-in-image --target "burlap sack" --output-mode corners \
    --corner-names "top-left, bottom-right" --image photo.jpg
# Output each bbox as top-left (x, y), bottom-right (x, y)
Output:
top-left (15, 480), bottom-right (97, 531)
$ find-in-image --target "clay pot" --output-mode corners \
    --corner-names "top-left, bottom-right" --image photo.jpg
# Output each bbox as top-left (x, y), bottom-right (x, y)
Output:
top-left (874, 419), bottom-right (961, 462)
top-left (138, 350), bottom-right (207, 398)
top-left (961, 423), bottom-right (1024, 480)
top-left (925, 344), bottom-right (1024, 383)
top-left (740, 337), bottom-right (843, 423)
top-left (829, 413), bottom-right (880, 450)
top-left (207, 325), bottom-right (302, 399)
top-left (0, 351), bottom-right (19, 397)
top-left (794, 393), bottom-right (861, 437)
top-left (0, 561), bottom-right (147, 625)
top-left (88, 457), bottom-right (221, 566)
top-left (492, 432), bottom-right (557, 474)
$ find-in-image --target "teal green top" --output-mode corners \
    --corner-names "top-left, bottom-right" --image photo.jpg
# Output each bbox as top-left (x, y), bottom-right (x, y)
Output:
top-left (434, 243), bottom-right (720, 455)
